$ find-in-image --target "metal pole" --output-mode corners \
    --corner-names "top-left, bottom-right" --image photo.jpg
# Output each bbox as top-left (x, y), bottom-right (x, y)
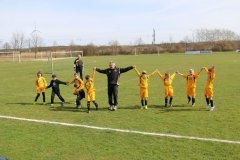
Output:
top-left (50, 52), bottom-right (53, 74)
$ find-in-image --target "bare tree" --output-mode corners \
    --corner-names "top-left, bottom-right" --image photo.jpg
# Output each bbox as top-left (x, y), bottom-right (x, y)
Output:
top-left (11, 32), bottom-right (25, 53)
top-left (109, 40), bottom-right (120, 55)
top-left (134, 37), bottom-right (144, 46)
top-left (31, 33), bottom-right (42, 59)
top-left (2, 42), bottom-right (11, 51)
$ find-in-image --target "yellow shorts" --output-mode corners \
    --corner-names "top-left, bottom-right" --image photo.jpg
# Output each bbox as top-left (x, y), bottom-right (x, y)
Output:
top-left (37, 87), bottom-right (45, 94)
top-left (204, 87), bottom-right (213, 97)
top-left (186, 87), bottom-right (196, 97)
top-left (165, 86), bottom-right (174, 97)
top-left (87, 91), bottom-right (95, 101)
top-left (140, 88), bottom-right (148, 99)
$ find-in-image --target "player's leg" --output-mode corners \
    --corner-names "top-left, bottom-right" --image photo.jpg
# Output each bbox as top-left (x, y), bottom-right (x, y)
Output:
top-left (42, 92), bottom-right (46, 104)
top-left (144, 89), bottom-right (148, 109)
top-left (93, 101), bottom-right (98, 110)
top-left (165, 97), bottom-right (168, 107)
top-left (56, 91), bottom-right (65, 102)
top-left (76, 94), bottom-right (81, 109)
top-left (169, 87), bottom-right (174, 107)
top-left (209, 88), bottom-right (215, 111)
top-left (187, 88), bottom-right (191, 104)
top-left (108, 85), bottom-right (113, 110)
top-left (165, 87), bottom-right (168, 107)
top-left (51, 91), bottom-right (55, 105)
top-left (87, 101), bottom-right (90, 113)
top-left (34, 93), bottom-right (40, 103)
top-left (191, 88), bottom-right (196, 106)
top-left (140, 88), bottom-right (144, 109)
top-left (113, 85), bottom-right (118, 110)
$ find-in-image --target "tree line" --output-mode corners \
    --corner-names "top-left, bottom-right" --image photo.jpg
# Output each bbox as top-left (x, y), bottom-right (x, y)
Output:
top-left (1, 28), bottom-right (240, 57)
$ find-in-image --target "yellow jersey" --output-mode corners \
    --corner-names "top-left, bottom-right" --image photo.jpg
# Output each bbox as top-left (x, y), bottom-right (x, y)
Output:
top-left (157, 72), bottom-right (175, 87)
top-left (134, 68), bottom-right (156, 88)
top-left (181, 73), bottom-right (200, 88)
top-left (203, 67), bottom-right (215, 88)
top-left (35, 77), bottom-right (47, 89)
top-left (84, 70), bottom-right (96, 93)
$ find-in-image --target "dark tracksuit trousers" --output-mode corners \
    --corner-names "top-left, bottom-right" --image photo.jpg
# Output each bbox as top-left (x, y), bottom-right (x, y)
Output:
top-left (108, 84), bottom-right (118, 106)
top-left (51, 90), bottom-right (65, 104)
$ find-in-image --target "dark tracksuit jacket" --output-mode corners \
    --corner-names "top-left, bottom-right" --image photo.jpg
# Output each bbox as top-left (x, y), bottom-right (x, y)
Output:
top-left (74, 58), bottom-right (84, 80)
top-left (46, 79), bottom-right (67, 104)
top-left (96, 66), bottom-right (133, 105)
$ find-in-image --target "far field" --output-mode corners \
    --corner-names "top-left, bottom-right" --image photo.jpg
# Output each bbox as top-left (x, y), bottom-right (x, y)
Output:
top-left (0, 52), bottom-right (239, 160)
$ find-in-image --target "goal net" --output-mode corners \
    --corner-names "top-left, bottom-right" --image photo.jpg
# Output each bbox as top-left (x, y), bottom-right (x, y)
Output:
top-left (0, 51), bottom-right (21, 62)
top-left (45, 50), bottom-right (83, 74)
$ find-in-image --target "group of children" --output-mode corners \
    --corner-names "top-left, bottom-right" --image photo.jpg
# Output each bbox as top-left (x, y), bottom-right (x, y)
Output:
top-left (34, 69), bottom-right (98, 113)
top-left (133, 66), bottom-right (216, 111)
top-left (34, 64), bottom-right (216, 113)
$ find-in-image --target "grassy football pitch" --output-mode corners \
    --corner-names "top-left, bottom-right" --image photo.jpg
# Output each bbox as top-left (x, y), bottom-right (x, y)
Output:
top-left (0, 52), bottom-right (239, 160)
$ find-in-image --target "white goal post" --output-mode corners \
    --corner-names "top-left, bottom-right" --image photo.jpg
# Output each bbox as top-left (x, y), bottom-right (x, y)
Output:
top-left (0, 51), bottom-right (21, 63)
top-left (48, 50), bottom-right (83, 74)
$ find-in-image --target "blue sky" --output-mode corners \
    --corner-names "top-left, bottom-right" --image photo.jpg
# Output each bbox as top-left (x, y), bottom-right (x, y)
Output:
top-left (0, 0), bottom-right (239, 46)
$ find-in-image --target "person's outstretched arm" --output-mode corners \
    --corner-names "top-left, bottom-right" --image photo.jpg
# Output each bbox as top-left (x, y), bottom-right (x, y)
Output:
top-left (176, 71), bottom-right (187, 78)
top-left (157, 71), bottom-right (164, 81)
top-left (95, 68), bottom-right (107, 74)
top-left (120, 66), bottom-right (134, 73)
top-left (133, 67), bottom-right (141, 77)
top-left (46, 80), bottom-right (53, 89)
top-left (148, 70), bottom-right (157, 79)
top-left (58, 79), bottom-right (68, 85)
top-left (91, 68), bottom-right (96, 80)
top-left (171, 73), bottom-right (176, 79)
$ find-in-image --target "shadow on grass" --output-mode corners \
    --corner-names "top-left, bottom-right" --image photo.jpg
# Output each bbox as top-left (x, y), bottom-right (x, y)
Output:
top-left (49, 105), bottom-right (108, 113)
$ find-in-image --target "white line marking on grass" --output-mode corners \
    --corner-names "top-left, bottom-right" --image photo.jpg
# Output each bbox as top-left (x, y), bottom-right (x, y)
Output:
top-left (0, 115), bottom-right (239, 145)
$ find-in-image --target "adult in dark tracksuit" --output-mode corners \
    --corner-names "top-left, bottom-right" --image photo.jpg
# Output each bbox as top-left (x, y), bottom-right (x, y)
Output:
top-left (46, 74), bottom-right (68, 106)
top-left (74, 55), bottom-right (84, 80)
top-left (95, 61), bottom-right (134, 111)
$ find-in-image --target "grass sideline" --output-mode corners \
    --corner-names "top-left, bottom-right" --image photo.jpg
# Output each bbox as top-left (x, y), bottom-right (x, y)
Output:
top-left (0, 52), bottom-right (239, 159)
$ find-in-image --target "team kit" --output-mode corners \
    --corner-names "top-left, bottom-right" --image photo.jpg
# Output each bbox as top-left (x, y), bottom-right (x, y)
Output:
top-left (34, 58), bottom-right (216, 113)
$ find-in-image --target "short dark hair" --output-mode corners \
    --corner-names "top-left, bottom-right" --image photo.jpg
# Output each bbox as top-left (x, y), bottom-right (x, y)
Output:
top-left (37, 71), bottom-right (42, 76)
top-left (52, 74), bottom-right (57, 78)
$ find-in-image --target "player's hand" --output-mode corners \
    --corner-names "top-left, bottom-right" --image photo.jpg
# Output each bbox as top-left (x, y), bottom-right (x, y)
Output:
top-left (133, 65), bottom-right (136, 68)
top-left (93, 67), bottom-right (96, 70)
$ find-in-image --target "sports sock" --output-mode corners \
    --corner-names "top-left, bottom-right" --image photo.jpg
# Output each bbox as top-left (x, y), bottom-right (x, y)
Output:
top-left (210, 100), bottom-right (214, 107)
top-left (192, 98), bottom-right (195, 105)
top-left (145, 100), bottom-right (148, 106)
top-left (165, 98), bottom-right (168, 104)
top-left (206, 98), bottom-right (210, 105)
top-left (87, 101), bottom-right (90, 111)
top-left (141, 99), bottom-right (144, 106)
top-left (93, 101), bottom-right (98, 110)
top-left (187, 96), bottom-right (191, 103)
top-left (169, 97), bottom-right (173, 104)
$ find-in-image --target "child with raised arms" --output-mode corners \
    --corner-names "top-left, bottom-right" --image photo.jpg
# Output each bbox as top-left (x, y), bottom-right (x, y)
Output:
top-left (133, 66), bottom-right (157, 109)
top-left (157, 70), bottom-right (176, 107)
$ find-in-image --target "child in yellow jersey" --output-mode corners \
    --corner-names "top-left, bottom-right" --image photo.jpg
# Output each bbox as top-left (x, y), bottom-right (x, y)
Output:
top-left (34, 71), bottom-right (47, 104)
top-left (176, 69), bottom-right (203, 106)
top-left (133, 66), bottom-right (157, 109)
top-left (157, 70), bottom-right (176, 107)
top-left (69, 73), bottom-right (85, 109)
top-left (77, 68), bottom-right (98, 113)
top-left (202, 66), bottom-right (215, 111)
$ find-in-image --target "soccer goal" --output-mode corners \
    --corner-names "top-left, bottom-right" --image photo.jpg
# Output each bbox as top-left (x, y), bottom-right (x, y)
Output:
top-left (0, 51), bottom-right (21, 63)
top-left (45, 50), bottom-right (83, 74)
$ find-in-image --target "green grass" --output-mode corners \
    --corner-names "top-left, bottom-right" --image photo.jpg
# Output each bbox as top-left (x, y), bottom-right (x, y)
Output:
top-left (0, 52), bottom-right (240, 160)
